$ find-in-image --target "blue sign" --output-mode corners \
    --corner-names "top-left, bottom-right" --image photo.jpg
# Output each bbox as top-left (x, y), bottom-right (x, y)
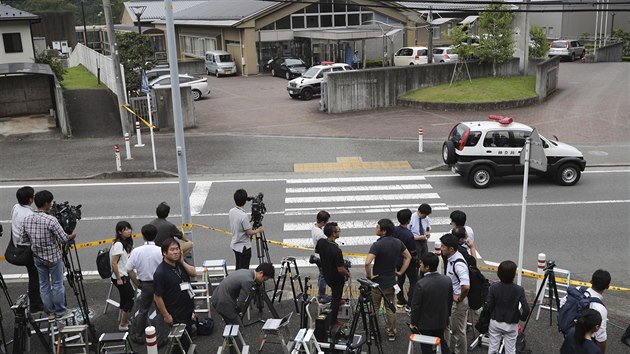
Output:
top-left (141, 69), bottom-right (149, 93)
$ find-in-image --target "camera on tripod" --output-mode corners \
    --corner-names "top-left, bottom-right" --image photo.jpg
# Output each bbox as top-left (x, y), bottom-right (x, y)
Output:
top-left (357, 278), bottom-right (379, 290)
top-left (247, 192), bottom-right (266, 226)
top-left (344, 259), bottom-right (352, 270)
top-left (543, 260), bottom-right (556, 271)
top-left (48, 201), bottom-right (82, 234)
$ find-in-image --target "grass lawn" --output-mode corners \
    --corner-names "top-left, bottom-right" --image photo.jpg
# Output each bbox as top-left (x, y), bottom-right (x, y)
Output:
top-left (400, 76), bottom-right (537, 103)
top-left (62, 65), bottom-right (107, 90)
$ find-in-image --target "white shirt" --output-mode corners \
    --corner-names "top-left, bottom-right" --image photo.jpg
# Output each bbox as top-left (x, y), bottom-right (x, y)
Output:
top-left (126, 241), bottom-right (163, 282)
top-left (560, 287), bottom-right (607, 342)
top-left (446, 251), bottom-right (470, 295)
top-left (311, 224), bottom-right (326, 251)
top-left (410, 213), bottom-right (432, 239)
top-left (229, 206), bottom-right (252, 252)
top-left (110, 241), bottom-right (130, 278)
top-left (11, 203), bottom-right (33, 246)
top-left (460, 225), bottom-right (475, 254)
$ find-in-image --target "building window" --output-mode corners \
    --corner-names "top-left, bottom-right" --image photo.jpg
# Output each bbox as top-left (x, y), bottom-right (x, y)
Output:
top-left (334, 14), bottom-right (346, 27)
top-left (306, 15), bottom-right (319, 28)
top-left (321, 15), bottom-right (332, 27)
top-left (433, 25), bottom-right (440, 39)
top-left (181, 34), bottom-right (216, 58)
top-left (3, 33), bottom-right (23, 53)
top-left (276, 16), bottom-right (290, 29)
top-left (292, 16), bottom-right (305, 29)
top-left (348, 14), bottom-right (360, 26)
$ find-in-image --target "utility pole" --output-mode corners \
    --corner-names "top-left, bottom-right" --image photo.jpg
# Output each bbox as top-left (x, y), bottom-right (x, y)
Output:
top-left (102, 0), bottom-right (131, 135)
top-left (427, 7), bottom-right (433, 64)
top-left (164, 0), bottom-right (194, 264)
top-left (80, 0), bottom-right (88, 47)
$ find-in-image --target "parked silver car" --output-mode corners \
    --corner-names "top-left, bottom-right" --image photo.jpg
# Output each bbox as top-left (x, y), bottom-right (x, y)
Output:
top-left (548, 40), bottom-right (585, 61)
top-left (432, 46), bottom-right (459, 63)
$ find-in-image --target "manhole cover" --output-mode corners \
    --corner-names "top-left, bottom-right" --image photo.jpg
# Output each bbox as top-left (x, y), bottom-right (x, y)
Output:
top-left (587, 150), bottom-right (608, 156)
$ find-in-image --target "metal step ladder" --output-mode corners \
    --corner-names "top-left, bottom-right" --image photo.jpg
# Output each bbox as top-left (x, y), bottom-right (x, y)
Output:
top-left (57, 324), bottom-right (91, 354)
top-left (191, 259), bottom-right (228, 315)
top-left (407, 333), bottom-right (443, 354)
top-left (165, 323), bottom-right (196, 354)
top-left (290, 328), bottom-right (323, 354)
top-left (217, 324), bottom-right (249, 354)
top-left (98, 332), bottom-right (134, 354)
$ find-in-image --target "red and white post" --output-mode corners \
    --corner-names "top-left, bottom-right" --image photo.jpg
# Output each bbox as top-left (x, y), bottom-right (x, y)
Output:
top-left (134, 120), bottom-right (144, 147)
top-left (535, 253), bottom-right (546, 304)
top-left (114, 144), bottom-right (122, 172)
top-left (124, 133), bottom-right (133, 160)
top-left (418, 128), bottom-right (424, 152)
top-left (145, 326), bottom-right (158, 354)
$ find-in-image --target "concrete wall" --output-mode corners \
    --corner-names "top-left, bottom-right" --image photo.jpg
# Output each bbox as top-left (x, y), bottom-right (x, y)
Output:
top-left (535, 56), bottom-right (560, 101)
top-left (0, 21), bottom-right (36, 64)
top-left (325, 58), bottom-right (523, 113)
top-left (0, 74), bottom-right (53, 117)
top-left (595, 42), bottom-right (623, 62)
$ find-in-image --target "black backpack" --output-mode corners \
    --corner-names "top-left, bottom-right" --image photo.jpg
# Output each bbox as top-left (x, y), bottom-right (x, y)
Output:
top-left (451, 256), bottom-right (490, 311)
top-left (96, 247), bottom-right (112, 279)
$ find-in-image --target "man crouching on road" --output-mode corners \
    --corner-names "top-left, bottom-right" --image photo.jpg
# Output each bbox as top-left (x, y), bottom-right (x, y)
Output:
top-left (211, 263), bottom-right (275, 325)
top-left (154, 239), bottom-right (197, 344)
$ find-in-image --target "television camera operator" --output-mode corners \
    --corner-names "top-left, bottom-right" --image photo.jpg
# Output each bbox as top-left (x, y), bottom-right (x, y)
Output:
top-left (315, 222), bottom-right (350, 327)
top-left (20, 190), bottom-right (77, 320)
top-left (229, 189), bottom-right (265, 270)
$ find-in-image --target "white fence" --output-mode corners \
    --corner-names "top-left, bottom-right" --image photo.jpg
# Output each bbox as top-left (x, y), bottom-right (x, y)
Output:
top-left (68, 43), bottom-right (127, 100)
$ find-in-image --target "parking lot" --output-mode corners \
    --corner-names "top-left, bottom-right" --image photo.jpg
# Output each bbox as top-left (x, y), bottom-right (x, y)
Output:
top-left (191, 61), bottom-right (630, 145)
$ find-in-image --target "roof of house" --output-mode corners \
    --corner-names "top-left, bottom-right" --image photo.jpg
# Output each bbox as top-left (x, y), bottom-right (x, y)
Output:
top-left (0, 62), bottom-right (54, 76)
top-left (172, 0), bottom-right (276, 21)
top-left (0, 3), bottom-right (39, 21)
top-left (123, 1), bottom-right (206, 21)
top-left (397, 1), bottom-right (518, 13)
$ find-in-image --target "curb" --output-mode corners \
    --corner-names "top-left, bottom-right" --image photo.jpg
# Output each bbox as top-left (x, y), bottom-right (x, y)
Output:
top-left (398, 96), bottom-right (540, 111)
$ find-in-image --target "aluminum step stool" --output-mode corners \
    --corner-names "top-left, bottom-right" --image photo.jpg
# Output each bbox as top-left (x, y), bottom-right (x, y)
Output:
top-left (258, 312), bottom-right (293, 354)
top-left (165, 323), bottom-right (196, 354)
top-left (536, 267), bottom-right (571, 320)
top-left (407, 333), bottom-right (442, 354)
top-left (290, 328), bottom-right (323, 354)
top-left (217, 324), bottom-right (249, 354)
top-left (58, 324), bottom-right (90, 354)
top-left (191, 259), bottom-right (228, 315)
top-left (98, 332), bottom-right (134, 354)
top-left (103, 283), bottom-right (122, 320)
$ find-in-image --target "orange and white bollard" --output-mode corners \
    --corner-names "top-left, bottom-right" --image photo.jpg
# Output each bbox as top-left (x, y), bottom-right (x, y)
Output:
top-left (535, 253), bottom-right (546, 304)
top-left (418, 128), bottom-right (424, 152)
top-left (145, 326), bottom-right (158, 354)
top-left (134, 120), bottom-right (145, 147)
top-left (114, 144), bottom-right (122, 172)
top-left (124, 133), bottom-right (133, 160)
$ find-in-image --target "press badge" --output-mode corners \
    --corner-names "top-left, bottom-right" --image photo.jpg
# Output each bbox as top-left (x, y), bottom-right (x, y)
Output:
top-left (180, 283), bottom-right (195, 298)
top-left (394, 284), bottom-right (401, 294)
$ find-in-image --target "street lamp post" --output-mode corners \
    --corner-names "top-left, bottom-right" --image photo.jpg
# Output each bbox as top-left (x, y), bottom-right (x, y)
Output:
top-left (80, 0), bottom-right (88, 47)
top-left (129, 5), bottom-right (146, 35)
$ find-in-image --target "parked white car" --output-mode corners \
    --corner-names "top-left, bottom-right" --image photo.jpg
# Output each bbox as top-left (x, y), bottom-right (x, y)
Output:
top-left (394, 47), bottom-right (429, 66)
top-left (149, 74), bottom-right (210, 101)
top-left (432, 46), bottom-right (459, 63)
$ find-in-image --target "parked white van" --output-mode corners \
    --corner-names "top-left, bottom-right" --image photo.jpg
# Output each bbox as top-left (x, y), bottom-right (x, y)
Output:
top-left (394, 47), bottom-right (429, 66)
top-left (205, 50), bottom-right (237, 77)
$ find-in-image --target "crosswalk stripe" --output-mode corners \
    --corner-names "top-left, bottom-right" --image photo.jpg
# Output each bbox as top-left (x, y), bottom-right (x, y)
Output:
top-left (189, 181), bottom-right (212, 216)
top-left (283, 236), bottom-right (379, 248)
top-left (285, 193), bottom-right (440, 204)
top-left (283, 217), bottom-right (452, 231)
top-left (286, 184), bottom-right (433, 193)
top-left (284, 203), bottom-right (448, 216)
top-left (286, 176), bottom-right (427, 184)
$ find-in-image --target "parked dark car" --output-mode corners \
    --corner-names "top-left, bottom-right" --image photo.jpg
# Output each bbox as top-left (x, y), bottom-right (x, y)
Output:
top-left (271, 58), bottom-right (308, 80)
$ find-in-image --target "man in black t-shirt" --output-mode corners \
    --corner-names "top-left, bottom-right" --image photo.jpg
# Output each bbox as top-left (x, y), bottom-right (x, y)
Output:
top-left (365, 219), bottom-right (411, 342)
top-left (154, 239), bottom-right (197, 343)
top-left (316, 222), bottom-right (349, 327)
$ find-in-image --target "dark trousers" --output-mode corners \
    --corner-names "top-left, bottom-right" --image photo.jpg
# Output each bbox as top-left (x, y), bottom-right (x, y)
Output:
top-left (396, 261), bottom-right (419, 304)
top-left (234, 247), bottom-right (251, 270)
top-left (131, 281), bottom-right (164, 341)
top-left (328, 282), bottom-right (344, 325)
top-left (419, 328), bottom-right (449, 354)
top-left (111, 276), bottom-right (135, 312)
top-left (25, 257), bottom-right (43, 311)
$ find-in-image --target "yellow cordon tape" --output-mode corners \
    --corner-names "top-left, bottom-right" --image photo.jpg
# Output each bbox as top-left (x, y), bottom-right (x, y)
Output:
top-left (1, 222), bottom-right (628, 292)
top-left (120, 104), bottom-right (156, 129)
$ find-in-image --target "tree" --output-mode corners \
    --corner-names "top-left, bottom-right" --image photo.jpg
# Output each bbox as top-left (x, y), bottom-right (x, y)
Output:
top-left (117, 32), bottom-right (156, 91)
top-left (611, 29), bottom-right (630, 55)
top-left (529, 25), bottom-right (548, 58)
top-left (450, 25), bottom-right (477, 60)
top-left (476, 1), bottom-right (515, 76)
top-left (35, 50), bottom-right (67, 82)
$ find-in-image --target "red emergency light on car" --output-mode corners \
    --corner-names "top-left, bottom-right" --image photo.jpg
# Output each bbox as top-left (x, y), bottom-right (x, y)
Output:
top-left (320, 61), bottom-right (335, 65)
top-left (488, 114), bottom-right (513, 125)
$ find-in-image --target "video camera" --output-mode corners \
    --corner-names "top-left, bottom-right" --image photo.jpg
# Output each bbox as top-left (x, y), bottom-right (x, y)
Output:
top-left (357, 278), bottom-right (379, 289)
top-left (48, 201), bottom-right (82, 234)
top-left (344, 259), bottom-right (352, 270)
top-left (543, 260), bottom-right (556, 271)
top-left (247, 192), bottom-right (266, 226)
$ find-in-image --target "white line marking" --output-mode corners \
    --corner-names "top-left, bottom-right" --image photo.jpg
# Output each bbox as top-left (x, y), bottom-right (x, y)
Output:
top-left (189, 181), bottom-right (212, 216)
top-left (286, 184), bottom-right (433, 193)
top-left (284, 203), bottom-right (449, 216)
top-left (448, 199), bottom-right (630, 209)
top-left (286, 193), bottom-right (440, 204)
top-left (284, 217), bottom-right (451, 231)
top-left (283, 236), bottom-right (379, 248)
top-left (287, 176), bottom-right (427, 184)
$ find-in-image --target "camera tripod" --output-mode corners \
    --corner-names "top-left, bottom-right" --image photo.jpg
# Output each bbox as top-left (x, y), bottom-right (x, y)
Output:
top-left (523, 260), bottom-right (560, 331)
top-left (61, 240), bottom-right (97, 351)
top-left (10, 293), bottom-right (51, 354)
top-left (0, 271), bottom-right (11, 354)
top-left (344, 280), bottom-right (394, 354)
top-left (272, 257), bottom-right (304, 313)
top-left (252, 218), bottom-right (271, 265)
top-left (241, 282), bottom-right (279, 327)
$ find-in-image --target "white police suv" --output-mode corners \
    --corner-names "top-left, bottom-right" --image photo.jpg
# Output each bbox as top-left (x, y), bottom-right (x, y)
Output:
top-left (442, 115), bottom-right (586, 188)
top-left (287, 62), bottom-right (352, 100)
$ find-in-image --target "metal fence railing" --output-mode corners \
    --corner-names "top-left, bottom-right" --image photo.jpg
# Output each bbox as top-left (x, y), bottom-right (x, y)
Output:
top-left (68, 43), bottom-right (127, 100)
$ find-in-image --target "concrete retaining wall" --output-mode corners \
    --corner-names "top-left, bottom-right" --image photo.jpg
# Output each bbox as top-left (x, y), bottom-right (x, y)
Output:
top-left (0, 75), bottom-right (53, 117)
top-left (535, 56), bottom-right (561, 101)
top-left (595, 42), bottom-right (623, 62)
top-left (325, 58), bottom-right (540, 113)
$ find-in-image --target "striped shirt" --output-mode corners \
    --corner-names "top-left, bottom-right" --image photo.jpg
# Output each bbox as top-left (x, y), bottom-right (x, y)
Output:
top-left (21, 211), bottom-right (69, 264)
